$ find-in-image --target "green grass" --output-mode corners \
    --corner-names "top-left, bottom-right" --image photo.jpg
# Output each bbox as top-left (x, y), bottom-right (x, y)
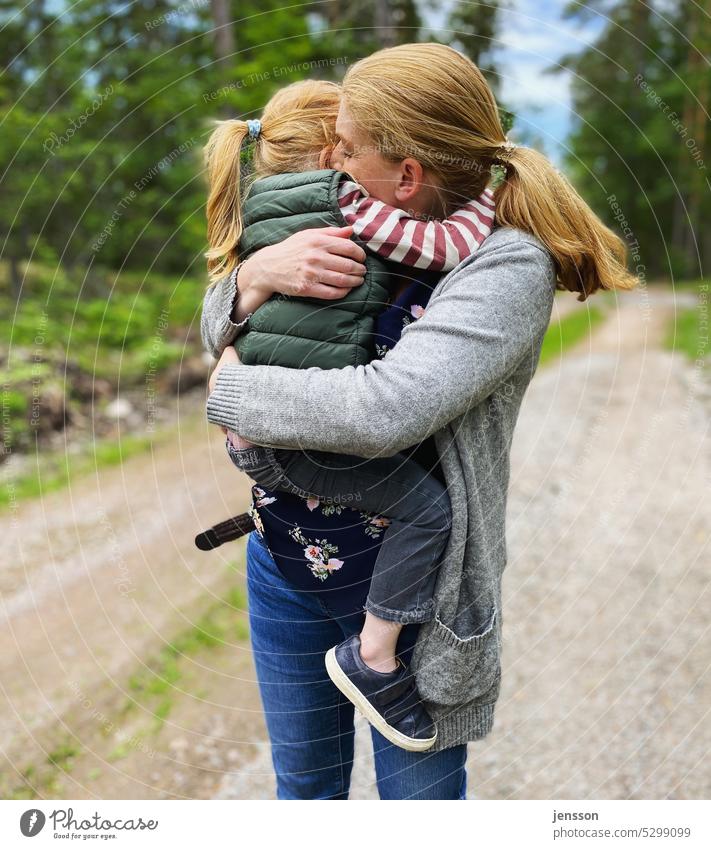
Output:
top-left (1, 259), bottom-right (206, 469)
top-left (4, 738), bottom-right (82, 799)
top-left (0, 430), bottom-right (160, 509)
top-left (46, 740), bottom-right (81, 772)
top-left (539, 303), bottom-right (606, 367)
top-left (1, 261), bottom-right (205, 353)
top-left (670, 277), bottom-right (708, 292)
top-left (664, 281), bottom-right (710, 361)
top-left (123, 584), bottom-right (249, 732)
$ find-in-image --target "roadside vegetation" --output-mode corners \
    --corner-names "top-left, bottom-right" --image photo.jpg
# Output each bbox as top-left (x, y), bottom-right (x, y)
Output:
top-left (1, 261), bottom-right (208, 508)
top-left (664, 280), bottom-right (710, 362)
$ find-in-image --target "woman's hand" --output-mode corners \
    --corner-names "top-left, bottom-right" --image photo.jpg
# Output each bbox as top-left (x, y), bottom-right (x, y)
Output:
top-left (208, 346), bottom-right (257, 447)
top-left (235, 225), bottom-right (366, 320)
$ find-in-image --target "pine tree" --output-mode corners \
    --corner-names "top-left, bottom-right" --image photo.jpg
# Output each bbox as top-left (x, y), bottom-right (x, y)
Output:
top-left (446, 0), bottom-right (502, 88)
top-left (557, 0), bottom-right (684, 278)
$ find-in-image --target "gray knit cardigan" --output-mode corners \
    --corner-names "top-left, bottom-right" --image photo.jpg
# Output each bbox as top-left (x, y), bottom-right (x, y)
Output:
top-left (202, 226), bottom-right (557, 750)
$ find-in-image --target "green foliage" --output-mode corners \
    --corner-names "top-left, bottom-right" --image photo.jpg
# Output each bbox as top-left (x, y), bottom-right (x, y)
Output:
top-left (557, 1), bottom-right (710, 280)
top-left (446, 0), bottom-right (502, 91)
top-left (123, 582), bottom-right (248, 730)
top-left (0, 1), bottom-right (339, 279)
top-left (539, 302), bottom-right (606, 367)
top-left (3, 261), bottom-right (204, 364)
top-left (0, 389), bottom-right (29, 450)
top-left (664, 281), bottom-right (711, 361)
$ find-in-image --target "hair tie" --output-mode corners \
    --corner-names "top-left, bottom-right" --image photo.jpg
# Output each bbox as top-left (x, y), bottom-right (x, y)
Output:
top-left (496, 137), bottom-right (517, 163)
top-left (246, 118), bottom-right (261, 141)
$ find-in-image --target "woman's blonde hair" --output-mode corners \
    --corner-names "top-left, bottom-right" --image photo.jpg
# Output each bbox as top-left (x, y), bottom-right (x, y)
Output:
top-left (204, 79), bottom-right (341, 282)
top-left (342, 43), bottom-right (638, 300)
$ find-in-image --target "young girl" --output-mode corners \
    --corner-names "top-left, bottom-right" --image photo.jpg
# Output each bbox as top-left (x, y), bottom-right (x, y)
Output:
top-left (202, 80), bottom-right (495, 752)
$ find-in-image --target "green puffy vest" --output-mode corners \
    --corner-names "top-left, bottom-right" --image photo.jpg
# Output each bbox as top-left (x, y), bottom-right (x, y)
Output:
top-left (234, 169), bottom-right (394, 369)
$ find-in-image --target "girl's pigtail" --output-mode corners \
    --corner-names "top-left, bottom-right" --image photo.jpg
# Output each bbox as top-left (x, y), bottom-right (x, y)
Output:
top-left (204, 119), bottom-right (251, 283)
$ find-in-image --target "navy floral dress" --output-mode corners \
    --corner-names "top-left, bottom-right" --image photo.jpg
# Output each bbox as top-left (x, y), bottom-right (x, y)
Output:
top-left (248, 268), bottom-right (444, 625)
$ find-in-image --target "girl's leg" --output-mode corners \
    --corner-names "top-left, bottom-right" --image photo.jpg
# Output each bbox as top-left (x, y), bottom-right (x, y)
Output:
top-left (245, 531), bottom-right (356, 799)
top-left (231, 446), bottom-right (450, 628)
top-left (359, 611), bottom-right (403, 672)
top-left (278, 449), bottom-right (452, 626)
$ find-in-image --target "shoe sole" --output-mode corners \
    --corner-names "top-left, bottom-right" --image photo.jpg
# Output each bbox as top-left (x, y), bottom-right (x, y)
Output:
top-left (325, 647), bottom-right (437, 752)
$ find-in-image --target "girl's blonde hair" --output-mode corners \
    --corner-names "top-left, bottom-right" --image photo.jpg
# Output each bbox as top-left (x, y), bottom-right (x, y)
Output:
top-left (204, 79), bottom-right (341, 282)
top-left (342, 43), bottom-right (638, 300)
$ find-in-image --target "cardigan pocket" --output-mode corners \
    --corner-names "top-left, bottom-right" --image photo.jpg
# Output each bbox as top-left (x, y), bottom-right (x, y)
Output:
top-left (414, 605), bottom-right (500, 707)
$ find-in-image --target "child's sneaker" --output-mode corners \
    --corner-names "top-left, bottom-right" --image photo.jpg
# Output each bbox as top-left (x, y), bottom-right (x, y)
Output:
top-left (325, 633), bottom-right (437, 752)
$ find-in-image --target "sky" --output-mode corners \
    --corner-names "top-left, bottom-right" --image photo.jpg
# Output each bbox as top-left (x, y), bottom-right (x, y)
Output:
top-left (429, 0), bottom-right (607, 164)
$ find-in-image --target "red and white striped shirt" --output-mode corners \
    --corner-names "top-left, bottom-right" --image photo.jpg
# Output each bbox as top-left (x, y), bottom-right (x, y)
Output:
top-left (337, 178), bottom-right (495, 271)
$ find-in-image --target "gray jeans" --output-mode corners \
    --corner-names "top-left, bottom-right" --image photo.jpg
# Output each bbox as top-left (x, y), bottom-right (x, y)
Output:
top-left (226, 440), bottom-right (451, 625)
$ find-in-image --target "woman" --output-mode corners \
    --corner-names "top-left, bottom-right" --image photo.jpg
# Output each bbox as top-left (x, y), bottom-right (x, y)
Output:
top-left (202, 43), bottom-right (637, 800)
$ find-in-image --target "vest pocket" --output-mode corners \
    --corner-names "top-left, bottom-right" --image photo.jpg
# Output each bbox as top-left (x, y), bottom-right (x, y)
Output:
top-left (413, 605), bottom-right (500, 707)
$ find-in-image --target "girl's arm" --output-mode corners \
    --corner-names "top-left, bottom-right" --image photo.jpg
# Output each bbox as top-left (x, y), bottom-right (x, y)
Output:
top-left (200, 226), bottom-right (368, 358)
top-left (206, 232), bottom-right (556, 457)
top-left (338, 180), bottom-right (495, 271)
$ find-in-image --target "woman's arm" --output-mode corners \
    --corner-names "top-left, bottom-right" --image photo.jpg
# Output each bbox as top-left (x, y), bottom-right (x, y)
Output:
top-left (206, 232), bottom-right (556, 457)
top-left (200, 226), bottom-right (367, 358)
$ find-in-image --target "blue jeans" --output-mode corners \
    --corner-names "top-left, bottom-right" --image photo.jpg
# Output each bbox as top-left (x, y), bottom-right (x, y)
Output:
top-left (229, 440), bottom-right (452, 625)
top-left (245, 530), bottom-right (468, 800)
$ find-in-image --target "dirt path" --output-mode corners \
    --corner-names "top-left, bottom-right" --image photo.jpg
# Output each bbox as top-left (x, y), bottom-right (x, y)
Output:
top-left (2, 287), bottom-right (708, 800)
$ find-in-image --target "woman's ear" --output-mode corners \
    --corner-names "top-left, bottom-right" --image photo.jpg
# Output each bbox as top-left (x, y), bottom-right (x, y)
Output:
top-left (393, 157), bottom-right (426, 205)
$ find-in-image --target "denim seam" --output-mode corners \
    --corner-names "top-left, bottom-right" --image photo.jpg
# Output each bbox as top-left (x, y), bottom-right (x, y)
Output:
top-left (227, 446), bottom-right (268, 467)
top-left (334, 680), bottom-right (348, 798)
top-left (227, 442), bottom-right (306, 494)
top-left (363, 597), bottom-right (436, 625)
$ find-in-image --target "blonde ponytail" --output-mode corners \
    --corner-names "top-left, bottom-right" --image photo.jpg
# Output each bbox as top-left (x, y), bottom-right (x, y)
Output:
top-left (204, 79), bottom-right (341, 284)
top-left (343, 43), bottom-right (639, 300)
top-left (204, 119), bottom-right (250, 283)
top-left (494, 145), bottom-right (637, 299)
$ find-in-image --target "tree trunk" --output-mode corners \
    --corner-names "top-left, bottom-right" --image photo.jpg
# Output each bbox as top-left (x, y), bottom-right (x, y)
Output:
top-left (210, 0), bottom-right (235, 66)
top-left (9, 255), bottom-right (22, 302)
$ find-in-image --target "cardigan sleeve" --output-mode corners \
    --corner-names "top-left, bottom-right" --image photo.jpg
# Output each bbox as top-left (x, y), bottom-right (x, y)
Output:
top-left (200, 265), bottom-right (250, 359)
top-left (206, 233), bottom-right (556, 457)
